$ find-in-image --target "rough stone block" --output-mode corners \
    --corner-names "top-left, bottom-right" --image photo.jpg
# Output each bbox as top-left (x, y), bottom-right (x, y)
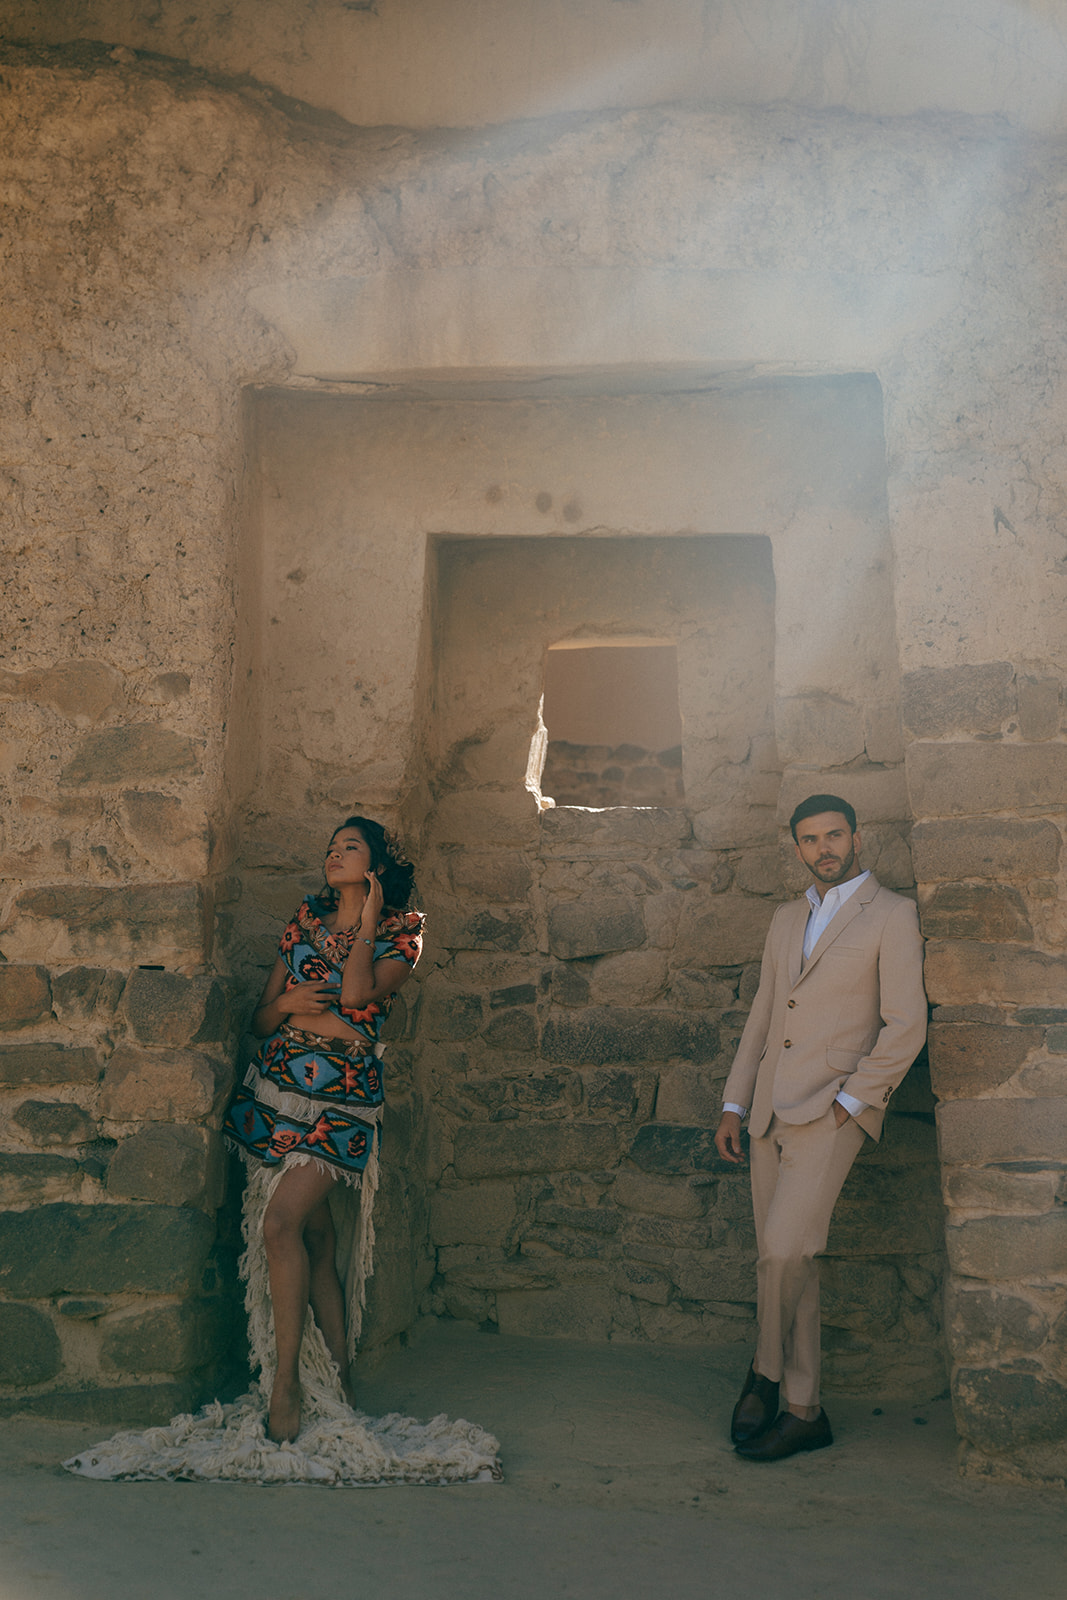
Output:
top-left (106, 1125), bottom-right (223, 1209)
top-left (924, 941), bottom-right (1067, 1009)
top-left (430, 905), bottom-right (537, 954)
top-left (612, 1168), bottom-right (707, 1219)
top-left (120, 968), bottom-right (229, 1047)
top-left (906, 741), bottom-right (1067, 819)
top-left (613, 1260), bottom-right (672, 1304)
top-left (622, 1213), bottom-right (712, 1250)
top-left (776, 767), bottom-right (909, 827)
top-left (535, 1202), bottom-right (621, 1238)
top-left (675, 894), bottom-right (776, 966)
top-left (584, 950), bottom-right (668, 1007)
top-left (448, 853), bottom-right (533, 901)
top-left (452, 1121), bottom-right (619, 1179)
top-left (59, 724), bottom-right (202, 787)
top-left (937, 1097), bottom-right (1067, 1164)
top-left (0, 1381), bottom-right (201, 1426)
top-left (864, 703), bottom-right (906, 766)
top-left (100, 1300), bottom-right (223, 1375)
top-left (0, 1204), bottom-right (215, 1296)
top-left (495, 1286), bottom-right (614, 1340)
top-left (481, 1008), bottom-right (537, 1052)
top-left (1016, 675), bottom-right (1061, 742)
top-left (119, 792), bottom-right (210, 878)
top-left (0, 1302), bottom-right (62, 1385)
top-left (541, 1007), bottom-right (718, 1066)
top-left (920, 884), bottom-right (1032, 943)
top-left (946, 1212), bottom-right (1067, 1279)
top-left (943, 1166), bottom-right (1060, 1215)
top-left (0, 1152), bottom-right (83, 1199)
top-left (422, 988), bottom-right (484, 1040)
top-left (953, 1366), bottom-right (1067, 1452)
top-left (1015, 1060), bottom-right (1067, 1096)
top-left (6, 884), bottom-right (207, 965)
top-left (910, 818), bottom-right (1061, 883)
top-left (97, 1045), bottom-right (232, 1123)
top-left (901, 662), bottom-right (1015, 738)
top-left (0, 965), bottom-right (51, 1029)
top-left (775, 693), bottom-right (866, 767)
top-left (945, 1284), bottom-right (1049, 1357)
top-left (51, 967), bottom-right (125, 1022)
top-left (0, 1043), bottom-right (100, 1087)
top-left (428, 791), bottom-right (539, 849)
top-left (547, 893), bottom-right (645, 960)
top-left (669, 969), bottom-right (740, 1010)
top-left (430, 1182), bottom-right (519, 1247)
top-left (539, 805), bottom-right (690, 856)
top-left (928, 1022), bottom-right (1042, 1099)
top-left (14, 1100), bottom-right (96, 1146)
top-left (654, 1064), bottom-right (725, 1125)
top-left (5, 659), bottom-right (124, 724)
top-left (669, 1249), bottom-right (753, 1303)
top-left (628, 1124), bottom-right (728, 1175)
top-left (819, 1260), bottom-right (901, 1332)
top-left (489, 983), bottom-right (538, 1010)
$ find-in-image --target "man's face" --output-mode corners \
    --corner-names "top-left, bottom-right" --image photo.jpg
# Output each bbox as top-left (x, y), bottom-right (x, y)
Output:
top-left (792, 812), bottom-right (861, 889)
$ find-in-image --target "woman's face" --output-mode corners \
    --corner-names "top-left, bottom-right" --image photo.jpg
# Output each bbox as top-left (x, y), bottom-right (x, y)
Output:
top-left (324, 827), bottom-right (374, 889)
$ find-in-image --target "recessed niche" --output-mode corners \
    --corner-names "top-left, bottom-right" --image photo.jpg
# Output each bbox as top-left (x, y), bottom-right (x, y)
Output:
top-left (540, 642), bottom-right (684, 808)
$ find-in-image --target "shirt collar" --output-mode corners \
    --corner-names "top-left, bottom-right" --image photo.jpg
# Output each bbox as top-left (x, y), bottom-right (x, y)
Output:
top-left (805, 868), bottom-right (871, 914)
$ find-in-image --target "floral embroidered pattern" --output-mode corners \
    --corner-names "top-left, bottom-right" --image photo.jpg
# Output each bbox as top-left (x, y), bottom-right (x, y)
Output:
top-left (224, 897), bottom-right (424, 1178)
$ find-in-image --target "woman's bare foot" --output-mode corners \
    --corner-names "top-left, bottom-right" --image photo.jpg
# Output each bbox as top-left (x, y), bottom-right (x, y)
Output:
top-left (268, 1377), bottom-right (302, 1443)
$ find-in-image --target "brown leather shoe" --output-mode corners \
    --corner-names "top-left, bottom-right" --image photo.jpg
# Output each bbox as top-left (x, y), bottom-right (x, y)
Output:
top-left (730, 1364), bottom-right (780, 1445)
top-left (735, 1407), bottom-right (833, 1460)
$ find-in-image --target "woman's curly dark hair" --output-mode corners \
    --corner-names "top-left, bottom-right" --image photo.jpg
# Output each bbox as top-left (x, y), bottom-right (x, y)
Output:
top-left (320, 815), bottom-right (416, 913)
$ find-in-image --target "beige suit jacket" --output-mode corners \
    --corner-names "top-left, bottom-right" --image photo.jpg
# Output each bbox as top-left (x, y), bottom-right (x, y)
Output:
top-left (721, 877), bottom-right (927, 1142)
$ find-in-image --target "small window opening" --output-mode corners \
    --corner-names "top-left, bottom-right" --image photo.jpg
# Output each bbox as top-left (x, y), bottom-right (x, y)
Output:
top-left (538, 641), bottom-right (684, 808)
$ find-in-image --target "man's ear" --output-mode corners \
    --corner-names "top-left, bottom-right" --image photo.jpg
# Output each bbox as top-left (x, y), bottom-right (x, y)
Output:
top-left (852, 830), bottom-right (862, 856)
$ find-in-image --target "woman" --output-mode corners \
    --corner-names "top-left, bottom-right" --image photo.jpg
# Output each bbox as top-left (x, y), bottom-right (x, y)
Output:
top-left (224, 815), bottom-right (424, 1443)
top-left (65, 819), bottom-right (498, 1484)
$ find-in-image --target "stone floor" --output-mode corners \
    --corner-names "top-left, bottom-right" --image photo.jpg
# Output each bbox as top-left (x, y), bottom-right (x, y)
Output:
top-left (1, 1321), bottom-right (1064, 1600)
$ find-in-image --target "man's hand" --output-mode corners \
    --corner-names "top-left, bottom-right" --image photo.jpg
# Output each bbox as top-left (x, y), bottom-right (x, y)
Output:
top-left (832, 1100), bottom-right (851, 1128)
top-left (714, 1110), bottom-right (745, 1164)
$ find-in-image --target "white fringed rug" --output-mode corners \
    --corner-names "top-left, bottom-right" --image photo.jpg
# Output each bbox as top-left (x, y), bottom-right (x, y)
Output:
top-left (63, 1394), bottom-right (502, 1486)
top-left (63, 1161), bottom-right (502, 1487)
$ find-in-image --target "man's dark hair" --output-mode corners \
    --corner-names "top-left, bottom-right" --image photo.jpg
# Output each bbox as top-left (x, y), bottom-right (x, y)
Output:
top-left (789, 793), bottom-right (857, 842)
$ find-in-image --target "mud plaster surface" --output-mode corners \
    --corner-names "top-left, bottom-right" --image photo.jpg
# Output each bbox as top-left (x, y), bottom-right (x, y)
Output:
top-left (3, 1323), bottom-right (1064, 1600)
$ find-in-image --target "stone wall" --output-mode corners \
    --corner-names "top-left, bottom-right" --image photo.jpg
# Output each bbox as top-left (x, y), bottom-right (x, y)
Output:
top-left (909, 665), bottom-right (1067, 1483)
top-left (2, 24), bottom-right (1067, 1478)
top-left (540, 741), bottom-right (685, 809)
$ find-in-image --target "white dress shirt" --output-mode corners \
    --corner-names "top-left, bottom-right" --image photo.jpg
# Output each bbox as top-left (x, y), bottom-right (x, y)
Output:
top-left (724, 871), bottom-right (871, 1123)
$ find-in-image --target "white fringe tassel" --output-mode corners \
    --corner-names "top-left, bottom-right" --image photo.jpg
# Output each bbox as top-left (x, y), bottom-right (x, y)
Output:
top-left (63, 1155), bottom-right (501, 1487)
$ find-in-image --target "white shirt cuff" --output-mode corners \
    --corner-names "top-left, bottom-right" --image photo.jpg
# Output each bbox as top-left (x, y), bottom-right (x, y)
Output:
top-left (835, 1090), bottom-right (866, 1118)
top-left (723, 1102), bottom-right (747, 1118)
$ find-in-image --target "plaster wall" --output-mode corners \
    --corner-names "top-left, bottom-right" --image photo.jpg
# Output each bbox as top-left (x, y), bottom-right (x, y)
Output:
top-left (0, 31), bottom-right (1065, 1480)
top-left (5, 0), bottom-right (1067, 131)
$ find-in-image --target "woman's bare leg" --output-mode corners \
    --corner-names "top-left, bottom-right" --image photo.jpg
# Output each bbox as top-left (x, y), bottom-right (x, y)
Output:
top-left (304, 1196), bottom-right (358, 1407)
top-left (262, 1162), bottom-right (339, 1442)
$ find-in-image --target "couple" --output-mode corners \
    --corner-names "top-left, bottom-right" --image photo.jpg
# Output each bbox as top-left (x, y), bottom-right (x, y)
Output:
top-left (715, 793), bottom-right (928, 1461)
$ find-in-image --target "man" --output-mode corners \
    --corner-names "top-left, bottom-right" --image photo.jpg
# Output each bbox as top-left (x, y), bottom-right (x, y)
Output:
top-left (714, 794), bottom-right (926, 1461)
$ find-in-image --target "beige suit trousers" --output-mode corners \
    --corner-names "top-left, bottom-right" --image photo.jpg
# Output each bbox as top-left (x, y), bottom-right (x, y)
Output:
top-left (749, 1109), bottom-right (866, 1408)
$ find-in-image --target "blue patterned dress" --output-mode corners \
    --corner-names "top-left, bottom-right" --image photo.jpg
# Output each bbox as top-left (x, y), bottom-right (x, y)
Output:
top-left (224, 896), bottom-right (424, 1184)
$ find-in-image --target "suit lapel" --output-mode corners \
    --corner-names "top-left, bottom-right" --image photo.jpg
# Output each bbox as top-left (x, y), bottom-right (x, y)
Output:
top-left (794, 878), bottom-right (881, 985)
top-left (783, 898), bottom-right (808, 990)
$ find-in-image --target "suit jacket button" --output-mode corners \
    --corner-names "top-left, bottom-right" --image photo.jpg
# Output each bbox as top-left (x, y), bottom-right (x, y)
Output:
top-left (783, 1040), bottom-right (792, 1048)
top-left (787, 999), bottom-right (796, 1009)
